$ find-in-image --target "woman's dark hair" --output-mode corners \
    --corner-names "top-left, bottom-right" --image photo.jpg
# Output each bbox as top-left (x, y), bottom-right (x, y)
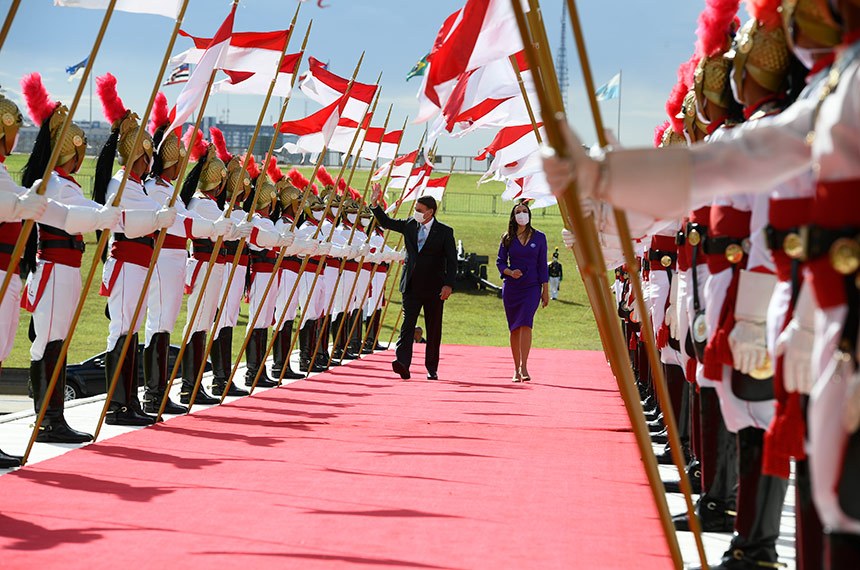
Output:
top-left (502, 202), bottom-right (532, 248)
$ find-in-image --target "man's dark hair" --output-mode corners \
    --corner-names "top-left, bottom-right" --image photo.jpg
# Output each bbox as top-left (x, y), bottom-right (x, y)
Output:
top-left (416, 196), bottom-right (437, 215)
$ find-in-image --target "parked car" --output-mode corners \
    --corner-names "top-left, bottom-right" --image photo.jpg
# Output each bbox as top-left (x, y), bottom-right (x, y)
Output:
top-left (29, 345), bottom-right (211, 401)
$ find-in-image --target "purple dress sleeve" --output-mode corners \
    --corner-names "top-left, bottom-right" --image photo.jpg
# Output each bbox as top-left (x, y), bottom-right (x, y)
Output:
top-left (537, 232), bottom-right (549, 284)
top-left (496, 239), bottom-right (509, 279)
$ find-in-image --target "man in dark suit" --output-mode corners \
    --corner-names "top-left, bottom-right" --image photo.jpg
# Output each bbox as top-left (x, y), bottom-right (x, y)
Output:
top-left (370, 183), bottom-right (457, 380)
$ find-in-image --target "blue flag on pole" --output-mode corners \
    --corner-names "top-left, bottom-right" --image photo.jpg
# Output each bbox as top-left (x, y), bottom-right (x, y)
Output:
top-left (595, 72), bottom-right (620, 101)
top-left (66, 57), bottom-right (88, 82)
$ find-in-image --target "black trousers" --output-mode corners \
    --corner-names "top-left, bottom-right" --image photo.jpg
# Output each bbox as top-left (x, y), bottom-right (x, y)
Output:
top-left (396, 290), bottom-right (444, 373)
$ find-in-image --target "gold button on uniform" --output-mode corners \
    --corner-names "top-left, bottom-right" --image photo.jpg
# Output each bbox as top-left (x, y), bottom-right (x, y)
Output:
top-left (829, 238), bottom-right (860, 275)
top-left (783, 232), bottom-right (804, 259)
top-left (688, 229), bottom-right (701, 247)
top-left (660, 255), bottom-right (672, 268)
top-left (726, 243), bottom-right (744, 264)
top-left (750, 355), bottom-right (774, 380)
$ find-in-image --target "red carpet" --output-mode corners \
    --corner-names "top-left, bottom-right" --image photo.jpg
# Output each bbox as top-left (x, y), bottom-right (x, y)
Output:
top-left (0, 345), bottom-right (672, 569)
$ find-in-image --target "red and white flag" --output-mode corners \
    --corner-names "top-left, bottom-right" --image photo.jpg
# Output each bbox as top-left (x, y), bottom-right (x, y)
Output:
top-left (418, 0), bottom-right (527, 123)
top-left (167, 5), bottom-right (236, 135)
top-left (359, 128), bottom-right (403, 162)
top-left (300, 56), bottom-right (377, 123)
top-left (372, 150), bottom-right (418, 182)
top-left (502, 173), bottom-right (557, 210)
top-left (55, 0), bottom-right (181, 18)
top-left (476, 123), bottom-right (544, 182)
top-left (213, 52), bottom-right (301, 97)
top-left (281, 112), bottom-right (370, 158)
top-left (171, 29), bottom-right (291, 76)
top-left (404, 174), bottom-right (450, 205)
top-left (390, 162), bottom-right (433, 192)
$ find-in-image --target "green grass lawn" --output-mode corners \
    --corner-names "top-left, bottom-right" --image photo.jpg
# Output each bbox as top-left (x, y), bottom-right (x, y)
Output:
top-left (3, 155), bottom-right (600, 370)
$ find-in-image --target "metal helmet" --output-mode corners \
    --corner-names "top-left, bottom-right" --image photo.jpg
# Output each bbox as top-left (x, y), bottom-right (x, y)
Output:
top-left (678, 89), bottom-right (709, 141)
top-left (254, 174), bottom-right (278, 212)
top-left (225, 156), bottom-right (251, 202)
top-left (303, 185), bottom-right (326, 218)
top-left (48, 105), bottom-right (87, 168)
top-left (158, 129), bottom-right (186, 171)
top-left (732, 17), bottom-right (790, 97)
top-left (0, 92), bottom-right (23, 150)
top-left (694, 54), bottom-right (733, 112)
top-left (659, 126), bottom-right (687, 148)
top-left (115, 111), bottom-right (154, 167)
top-left (199, 145), bottom-right (227, 194)
top-left (782, 0), bottom-right (842, 50)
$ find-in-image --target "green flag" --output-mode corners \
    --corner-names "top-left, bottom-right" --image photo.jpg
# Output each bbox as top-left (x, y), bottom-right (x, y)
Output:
top-left (406, 53), bottom-right (429, 82)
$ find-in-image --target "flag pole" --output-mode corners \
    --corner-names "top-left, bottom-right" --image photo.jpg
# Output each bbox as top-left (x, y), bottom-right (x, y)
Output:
top-left (217, 21), bottom-right (314, 404)
top-left (0, 0), bottom-right (118, 317)
top-left (180, 6), bottom-right (303, 414)
top-left (267, 73), bottom-right (382, 386)
top-left (228, 52), bottom-right (367, 393)
top-left (306, 94), bottom-right (387, 371)
top-left (0, 0), bottom-right (21, 52)
top-left (563, 2), bottom-right (705, 565)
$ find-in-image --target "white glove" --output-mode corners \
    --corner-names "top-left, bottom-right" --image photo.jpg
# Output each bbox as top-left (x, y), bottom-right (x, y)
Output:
top-left (541, 120), bottom-right (599, 199)
top-left (96, 205), bottom-right (122, 230)
top-left (292, 236), bottom-right (314, 256)
top-left (561, 228), bottom-right (575, 250)
top-left (212, 216), bottom-right (234, 237)
top-left (775, 319), bottom-right (815, 393)
top-left (729, 320), bottom-right (769, 375)
top-left (397, 249), bottom-right (407, 262)
top-left (665, 277), bottom-right (679, 340)
top-left (843, 371), bottom-right (860, 434)
top-left (234, 219), bottom-right (254, 240)
top-left (357, 243), bottom-right (372, 258)
top-left (278, 230), bottom-right (294, 248)
top-left (13, 190), bottom-right (48, 220)
top-left (154, 206), bottom-right (177, 230)
top-left (316, 241), bottom-right (332, 256)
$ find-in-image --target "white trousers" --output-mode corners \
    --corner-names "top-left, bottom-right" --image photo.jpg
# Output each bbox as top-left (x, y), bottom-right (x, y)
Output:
top-left (28, 261), bottom-right (80, 361)
top-left (145, 249), bottom-right (187, 347)
top-left (549, 276), bottom-right (560, 299)
top-left (0, 270), bottom-right (21, 361)
top-left (104, 259), bottom-right (149, 351)
top-left (365, 270), bottom-right (386, 317)
top-left (350, 269), bottom-right (371, 313)
top-left (275, 268), bottom-right (300, 325)
top-left (217, 262), bottom-right (247, 334)
top-left (299, 264), bottom-right (328, 325)
top-left (247, 270), bottom-right (276, 331)
top-left (184, 259), bottom-right (225, 336)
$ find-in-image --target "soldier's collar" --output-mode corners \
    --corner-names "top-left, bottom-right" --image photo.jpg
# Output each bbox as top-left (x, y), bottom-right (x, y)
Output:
top-left (55, 167), bottom-right (80, 187)
top-left (743, 94), bottom-right (784, 120)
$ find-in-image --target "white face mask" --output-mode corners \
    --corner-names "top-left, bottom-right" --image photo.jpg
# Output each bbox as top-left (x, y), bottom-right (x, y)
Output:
top-left (330, 207), bottom-right (339, 218)
top-left (413, 211), bottom-right (427, 224)
top-left (347, 213), bottom-right (357, 224)
top-left (311, 209), bottom-right (324, 221)
top-left (359, 216), bottom-right (370, 226)
top-left (515, 212), bottom-right (530, 226)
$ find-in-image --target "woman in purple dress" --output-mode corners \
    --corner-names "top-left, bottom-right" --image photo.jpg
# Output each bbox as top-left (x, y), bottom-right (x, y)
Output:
top-left (496, 202), bottom-right (549, 382)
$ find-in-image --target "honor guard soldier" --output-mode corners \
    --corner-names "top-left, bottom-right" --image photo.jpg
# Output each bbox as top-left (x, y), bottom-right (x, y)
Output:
top-left (547, 248), bottom-right (562, 300)
top-left (20, 73), bottom-right (121, 442)
top-left (271, 167), bottom-right (309, 380)
top-left (92, 74), bottom-right (178, 426)
top-left (143, 94), bottom-right (233, 414)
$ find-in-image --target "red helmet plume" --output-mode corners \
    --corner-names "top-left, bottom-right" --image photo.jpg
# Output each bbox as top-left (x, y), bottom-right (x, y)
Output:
top-left (310, 183), bottom-right (319, 196)
top-left (183, 127), bottom-right (208, 162)
top-left (654, 121), bottom-right (670, 148)
top-left (696, 0), bottom-right (741, 57)
top-left (287, 167), bottom-right (309, 191)
top-left (148, 92), bottom-right (170, 135)
top-left (209, 126), bottom-right (231, 163)
top-left (242, 153), bottom-right (261, 180)
top-left (348, 186), bottom-right (361, 200)
top-left (336, 178), bottom-right (347, 195)
top-left (96, 73), bottom-right (128, 125)
top-left (267, 156), bottom-right (284, 183)
top-left (667, 55), bottom-right (699, 132)
top-left (746, 0), bottom-right (782, 29)
top-left (317, 165), bottom-right (335, 188)
top-left (20, 73), bottom-right (58, 126)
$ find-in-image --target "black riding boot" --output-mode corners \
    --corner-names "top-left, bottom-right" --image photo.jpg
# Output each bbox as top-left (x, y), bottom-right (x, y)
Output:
top-left (364, 308), bottom-right (385, 351)
top-left (346, 309), bottom-right (363, 357)
top-left (299, 319), bottom-right (326, 373)
top-left (0, 448), bottom-right (21, 468)
top-left (272, 321), bottom-right (302, 380)
top-left (180, 331), bottom-right (218, 405)
top-left (796, 459), bottom-right (824, 570)
top-left (143, 332), bottom-right (186, 415)
top-left (246, 328), bottom-right (277, 388)
top-left (316, 316), bottom-right (333, 368)
top-left (105, 334), bottom-right (156, 426)
top-left (30, 340), bottom-right (93, 443)
top-left (360, 313), bottom-right (374, 354)
top-left (212, 327), bottom-right (248, 396)
top-left (330, 313), bottom-right (347, 361)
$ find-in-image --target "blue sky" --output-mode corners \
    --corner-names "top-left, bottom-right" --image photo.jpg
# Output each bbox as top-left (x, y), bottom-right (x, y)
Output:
top-left (0, 0), bottom-right (733, 156)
